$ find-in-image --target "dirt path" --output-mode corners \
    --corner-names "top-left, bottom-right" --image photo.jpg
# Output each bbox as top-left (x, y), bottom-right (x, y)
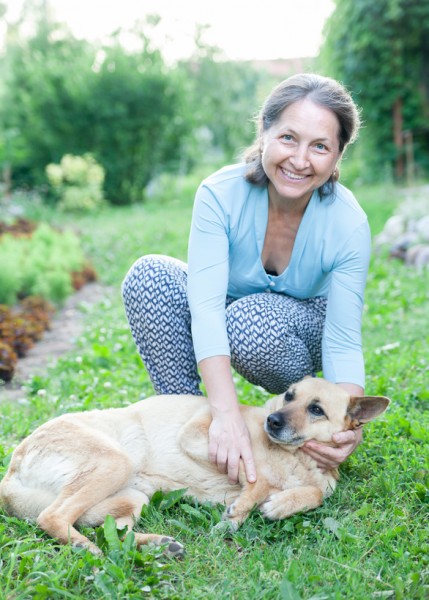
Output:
top-left (0, 282), bottom-right (111, 403)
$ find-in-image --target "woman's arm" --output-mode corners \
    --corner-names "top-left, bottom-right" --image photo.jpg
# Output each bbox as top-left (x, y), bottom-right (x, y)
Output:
top-left (187, 183), bottom-right (257, 483)
top-left (307, 218), bottom-right (371, 470)
top-left (199, 355), bottom-right (257, 484)
top-left (302, 382), bottom-right (364, 469)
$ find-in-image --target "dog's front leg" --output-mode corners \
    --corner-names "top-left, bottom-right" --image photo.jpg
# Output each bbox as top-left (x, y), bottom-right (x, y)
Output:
top-left (223, 472), bottom-right (271, 529)
top-left (260, 486), bottom-right (324, 521)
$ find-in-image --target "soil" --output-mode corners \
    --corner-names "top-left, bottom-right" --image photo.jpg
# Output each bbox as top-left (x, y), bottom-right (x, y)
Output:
top-left (0, 282), bottom-right (110, 403)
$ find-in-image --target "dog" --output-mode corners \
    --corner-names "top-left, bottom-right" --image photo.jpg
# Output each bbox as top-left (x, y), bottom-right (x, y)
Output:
top-left (0, 377), bottom-right (389, 557)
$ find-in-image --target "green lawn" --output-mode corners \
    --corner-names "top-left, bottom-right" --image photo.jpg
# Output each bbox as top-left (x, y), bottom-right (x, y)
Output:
top-left (0, 181), bottom-right (428, 599)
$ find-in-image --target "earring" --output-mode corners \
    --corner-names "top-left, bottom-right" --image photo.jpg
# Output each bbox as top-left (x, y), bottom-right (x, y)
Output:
top-left (332, 168), bottom-right (339, 181)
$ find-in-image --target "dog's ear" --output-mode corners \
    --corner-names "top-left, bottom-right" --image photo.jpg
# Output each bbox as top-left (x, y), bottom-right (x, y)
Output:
top-left (347, 396), bottom-right (390, 428)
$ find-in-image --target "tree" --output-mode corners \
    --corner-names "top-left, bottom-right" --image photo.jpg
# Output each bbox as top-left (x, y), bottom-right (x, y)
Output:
top-left (0, 4), bottom-right (193, 203)
top-left (0, 10), bottom-right (95, 188)
top-left (320, 0), bottom-right (429, 181)
top-left (178, 28), bottom-right (267, 165)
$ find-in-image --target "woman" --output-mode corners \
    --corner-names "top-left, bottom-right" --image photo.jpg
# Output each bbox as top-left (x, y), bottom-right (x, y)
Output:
top-left (122, 73), bottom-right (370, 486)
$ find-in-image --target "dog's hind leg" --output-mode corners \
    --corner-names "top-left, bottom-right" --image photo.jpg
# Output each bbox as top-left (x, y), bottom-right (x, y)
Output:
top-left (81, 487), bottom-right (185, 558)
top-left (37, 452), bottom-right (134, 554)
top-left (112, 491), bottom-right (184, 558)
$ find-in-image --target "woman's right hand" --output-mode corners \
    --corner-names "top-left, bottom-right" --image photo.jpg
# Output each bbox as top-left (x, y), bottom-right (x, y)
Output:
top-left (208, 405), bottom-right (256, 484)
top-left (199, 355), bottom-right (257, 485)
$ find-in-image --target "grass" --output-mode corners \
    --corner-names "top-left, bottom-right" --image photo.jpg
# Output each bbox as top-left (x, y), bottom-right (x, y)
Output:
top-left (0, 179), bottom-right (428, 599)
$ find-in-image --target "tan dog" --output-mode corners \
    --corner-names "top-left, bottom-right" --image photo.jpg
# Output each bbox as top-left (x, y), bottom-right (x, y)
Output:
top-left (0, 377), bottom-right (389, 556)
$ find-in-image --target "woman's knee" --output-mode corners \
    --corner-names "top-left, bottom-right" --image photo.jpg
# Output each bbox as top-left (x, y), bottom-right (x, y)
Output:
top-left (122, 254), bottom-right (187, 302)
top-left (226, 294), bottom-right (283, 357)
top-left (226, 293), bottom-right (322, 392)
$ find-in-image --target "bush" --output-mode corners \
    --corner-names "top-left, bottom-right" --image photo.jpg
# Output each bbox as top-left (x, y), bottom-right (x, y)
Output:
top-left (0, 223), bottom-right (87, 304)
top-left (46, 154), bottom-right (105, 212)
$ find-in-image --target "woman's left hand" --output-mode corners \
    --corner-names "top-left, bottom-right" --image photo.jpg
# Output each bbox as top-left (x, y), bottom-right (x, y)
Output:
top-left (302, 428), bottom-right (363, 471)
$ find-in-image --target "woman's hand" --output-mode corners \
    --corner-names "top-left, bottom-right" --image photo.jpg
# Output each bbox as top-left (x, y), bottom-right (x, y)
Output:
top-left (208, 407), bottom-right (256, 484)
top-left (302, 427), bottom-right (363, 471)
top-left (199, 356), bottom-right (257, 485)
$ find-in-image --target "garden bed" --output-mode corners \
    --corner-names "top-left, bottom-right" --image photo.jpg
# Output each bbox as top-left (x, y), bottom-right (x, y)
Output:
top-left (0, 217), bottom-right (97, 382)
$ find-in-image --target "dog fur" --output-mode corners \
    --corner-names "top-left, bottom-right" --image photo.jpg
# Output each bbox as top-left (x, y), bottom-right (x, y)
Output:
top-left (0, 377), bottom-right (389, 556)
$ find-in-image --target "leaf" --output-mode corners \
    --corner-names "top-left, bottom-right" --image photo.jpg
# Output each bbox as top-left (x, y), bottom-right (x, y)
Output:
top-left (103, 514), bottom-right (121, 552)
top-left (166, 518), bottom-right (194, 534)
top-left (354, 503), bottom-right (371, 517)
top-left (122, 531), bottom-right (136, 552)
top-left (147, 488), bottom-right (188, 512)
top-left (323, 517), bottom-right (359, 542)
top-left (94, 571), bottom-right (118, 596)
top-left (159, 488), bottom-right (188, 510)
top-left (179, 503), bottom-right (209, 525)
top-left (279, 577), bottom-right (302, 600)
top-left (149, 490), bottom-right (165, 510)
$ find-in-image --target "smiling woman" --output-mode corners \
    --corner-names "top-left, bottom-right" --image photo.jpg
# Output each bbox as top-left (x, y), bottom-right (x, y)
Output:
top-left (261, 99), bottom-right (341, 209)
top-left (122, 72), bottom-right (369, 491)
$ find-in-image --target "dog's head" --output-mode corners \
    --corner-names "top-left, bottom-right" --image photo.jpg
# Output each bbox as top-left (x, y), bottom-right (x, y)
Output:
top-left (264, 377), bottom-right (390, 447)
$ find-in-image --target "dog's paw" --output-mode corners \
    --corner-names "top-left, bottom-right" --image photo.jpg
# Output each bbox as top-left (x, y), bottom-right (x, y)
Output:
top-left (73, 541), bottom-right (103, 556)
top-left (260, 495), bottom-right (292, 521)
top-left (225, 502), bottom-right (237, 518)
top-left (211, 520), bottom-right (238, 535)
top-left (221, 504), bottom-right (244, 529)
top-left (159, 536), bottom-right (185, 559)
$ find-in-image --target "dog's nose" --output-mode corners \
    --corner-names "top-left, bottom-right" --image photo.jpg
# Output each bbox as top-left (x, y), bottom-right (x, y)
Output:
top-left (267, 412), bottom-right (284, 430)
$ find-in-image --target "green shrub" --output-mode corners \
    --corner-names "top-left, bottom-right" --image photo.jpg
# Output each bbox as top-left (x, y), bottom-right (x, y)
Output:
top-left (46, 154), bottom-right (105, 212)
top-left (0, 224), bottom-right (86, 305)
top-left (0, 248), bottom-right (23, 305)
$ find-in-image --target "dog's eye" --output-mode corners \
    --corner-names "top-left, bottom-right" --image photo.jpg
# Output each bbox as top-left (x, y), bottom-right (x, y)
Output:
top-left (284, 391), bottom-right (295, 403)
top-left (308, 404), bottom-right (325, 418)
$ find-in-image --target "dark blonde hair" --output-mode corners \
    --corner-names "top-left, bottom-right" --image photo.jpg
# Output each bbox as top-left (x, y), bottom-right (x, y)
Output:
top-left (244, 73), bottom-right (361, 196)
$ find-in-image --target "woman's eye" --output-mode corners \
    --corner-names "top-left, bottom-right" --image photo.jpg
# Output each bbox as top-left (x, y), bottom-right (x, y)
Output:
top-left (308, 404), bottom-right (325, 417)
top-left (282, 134), bottom-right (294, 142)
top-left (314, 143), bottom-right (327, 152)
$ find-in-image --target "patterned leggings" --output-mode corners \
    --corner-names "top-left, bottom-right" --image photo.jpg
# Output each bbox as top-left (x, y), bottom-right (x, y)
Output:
top-left (122, 255), bottom-right (327, 395)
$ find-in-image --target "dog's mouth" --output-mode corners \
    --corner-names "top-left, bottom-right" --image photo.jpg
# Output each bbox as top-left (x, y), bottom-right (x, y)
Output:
top-left (263, 420), bottom-right (305, 446)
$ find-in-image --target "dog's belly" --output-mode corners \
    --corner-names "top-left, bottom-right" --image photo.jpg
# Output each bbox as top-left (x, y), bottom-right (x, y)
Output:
top-left (131, 468), bottom-right (241, 505)
top-left (126, 436), bottom-right (241, 505)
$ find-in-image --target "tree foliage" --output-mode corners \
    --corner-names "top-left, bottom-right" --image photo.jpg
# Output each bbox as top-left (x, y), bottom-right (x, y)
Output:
top-left (177, 30), bottom-right (267, 164)
top-left (0, 3), bottom-right (267, 204)
top-left (320, 0), bottom-right (429, 180)
top-left (0, 5), bottom-right (192, 203)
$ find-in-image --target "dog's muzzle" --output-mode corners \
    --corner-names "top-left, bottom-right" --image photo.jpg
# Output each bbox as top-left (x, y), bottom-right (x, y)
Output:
top-left (264, 411), bottom-right (304, 445)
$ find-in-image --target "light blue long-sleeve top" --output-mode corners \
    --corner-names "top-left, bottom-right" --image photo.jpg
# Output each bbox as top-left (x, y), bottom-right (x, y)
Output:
top-left (187, 163), bottom-right (371, 388)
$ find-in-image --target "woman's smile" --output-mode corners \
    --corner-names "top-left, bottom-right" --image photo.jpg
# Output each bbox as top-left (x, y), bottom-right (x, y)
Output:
top-left (262, 97), bottom-right (341, 208)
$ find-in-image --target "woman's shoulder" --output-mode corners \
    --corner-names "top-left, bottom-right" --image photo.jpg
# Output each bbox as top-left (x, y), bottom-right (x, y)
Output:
top-left (316, 183), bottom-right (368, 234)
top-left (329, 183), bottom-right (367, 220)
top-left (201, 163), bottom-right (249, 189)
top-left (197, 163), bottom-right (265, 212)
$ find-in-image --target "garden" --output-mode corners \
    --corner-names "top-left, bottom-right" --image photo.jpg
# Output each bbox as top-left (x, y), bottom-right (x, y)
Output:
top-left (0, 0), bottom-right (428, 598)
top-left (0, 176), bottom-right (427, 599)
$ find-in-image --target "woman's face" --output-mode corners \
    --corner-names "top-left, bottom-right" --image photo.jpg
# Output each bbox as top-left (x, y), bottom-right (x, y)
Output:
top-left (261, 98), bottom-right (341, 206)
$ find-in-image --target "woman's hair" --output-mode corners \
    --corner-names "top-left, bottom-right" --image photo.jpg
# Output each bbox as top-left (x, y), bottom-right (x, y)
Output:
top-left (243, 73), bottom-right (361, 196)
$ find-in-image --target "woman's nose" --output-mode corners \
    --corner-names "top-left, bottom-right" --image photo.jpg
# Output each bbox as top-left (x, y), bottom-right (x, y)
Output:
top-left (289, 145), bottom-right (310, 170)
